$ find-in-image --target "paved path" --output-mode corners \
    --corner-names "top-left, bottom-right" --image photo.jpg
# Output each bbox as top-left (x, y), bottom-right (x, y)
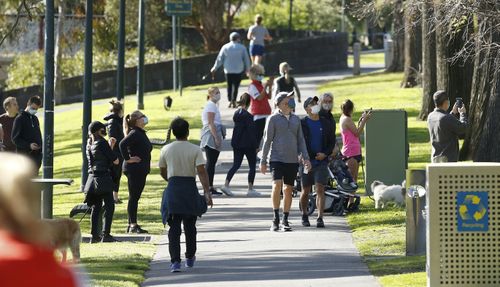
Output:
top-left (142, 67), bottom-right (382, 287)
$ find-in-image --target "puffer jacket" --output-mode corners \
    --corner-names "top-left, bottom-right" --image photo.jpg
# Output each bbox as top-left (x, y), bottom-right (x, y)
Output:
top-left (86, 137), bottom-right (117, 175)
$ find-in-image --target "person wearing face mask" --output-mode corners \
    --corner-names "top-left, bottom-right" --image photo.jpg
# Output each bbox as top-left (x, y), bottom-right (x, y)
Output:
top-left (12, 96), bottom-right (43, 172)
top-left (200, 87), bottom-right (226, 196)
top-left (119, 110), bottom-right (152, 234)
top-left (260, 91), bottom-right (311, 232)
top-left (272, 62), bottom-right (301, 103)
top-left (299, 97), bottom-right (335, 228)
top-left (248, 64), bottom-right (273, 150)
top-left (85, 121), bottom-right (120, 243)
top-left (318, 92), bottom-right (339, 155)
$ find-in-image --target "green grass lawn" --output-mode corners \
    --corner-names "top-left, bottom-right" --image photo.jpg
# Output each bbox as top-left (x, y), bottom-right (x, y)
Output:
top-left (348, 52), bottom-right (384, 66)
top-left (319, 72), bottom-right (427, 287)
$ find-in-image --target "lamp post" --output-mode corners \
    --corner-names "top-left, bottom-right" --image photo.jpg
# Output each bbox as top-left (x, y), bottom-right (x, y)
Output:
top-left (288, 0), bottom-right (293, 38)
top-left (341, 0), bottom-right (345, 33)
top-left (137, 0), bottom-right (145, 109)
top-left (117, 0), bottom-right (125, 101)
top-left (81, 0), bottom-right (93, 190)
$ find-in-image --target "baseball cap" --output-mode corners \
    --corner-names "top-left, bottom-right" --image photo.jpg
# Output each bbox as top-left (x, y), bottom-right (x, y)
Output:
top-left (274, 91), bottom-right (294, 106)
top-left (88, 121), bottom-right (106, 134)
top-left (303, 96), bottom-right (319, 109)
top-left (229, 32), bottom-right (240, 41)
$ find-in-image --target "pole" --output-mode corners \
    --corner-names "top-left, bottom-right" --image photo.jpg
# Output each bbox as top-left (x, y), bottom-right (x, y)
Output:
top-left (117, 0), bottom-right (126, 101)
top-left (178, 16), bottom-right (182, 97)
top-left (172, 15), bottom-right (177, 92)
top-left (42, 0), bottom-right (55, 219)
top-left (137, 0), bottom-right (145, 109)
top-left (81, 0), bottom-right (93, 190)
top-left (288, 0), bottom-right (293, 38)
top-left (341, 0), bottom-right (345, 33)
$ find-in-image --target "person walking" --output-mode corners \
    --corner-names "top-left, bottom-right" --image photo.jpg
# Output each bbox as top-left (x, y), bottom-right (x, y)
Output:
top-left (103, 98), bottom-right (125, 204)
top-left (318, 92), bottom-right (339, 155)
top-left (260, 92), bottom-right (311, 232)
top-left (159, 117), bottom-right (213, 273)
top-left (247, 14), bottom-right (272, 64)
top-left (427, 90), bottom-right (468, 163)
top-left (84, 121), bottom-right (119, 243)
top-left (200, 87), bottom-right (225, 196)
top-left (210, 32), bottom-right (251, 108)
top-left (272, 62), bottom-right (301, 103)
top-left (299, 97), bottom-right (335, 228)
top-left (220, 93), bottom-right (261, 197)
top-left (248, 64), bottom-right (273, 149)
top-left (12, 96), bottom-right (43, 172)
top-left (0, 97), bottom-right (19, 152)
top-left (119, 110), bottom-right (152, 234)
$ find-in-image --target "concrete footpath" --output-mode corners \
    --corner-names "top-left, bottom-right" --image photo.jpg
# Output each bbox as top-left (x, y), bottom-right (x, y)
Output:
top-left (142, 68), bottom-right (382, 287)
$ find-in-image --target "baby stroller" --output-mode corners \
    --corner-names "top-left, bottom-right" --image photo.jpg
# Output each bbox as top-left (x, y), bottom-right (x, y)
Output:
top-left (297, 158), bottom-right (361, 216)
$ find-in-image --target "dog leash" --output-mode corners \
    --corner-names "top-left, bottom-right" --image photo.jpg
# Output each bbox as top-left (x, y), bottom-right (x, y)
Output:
top-left (78, 205), bottom-right (92, 224)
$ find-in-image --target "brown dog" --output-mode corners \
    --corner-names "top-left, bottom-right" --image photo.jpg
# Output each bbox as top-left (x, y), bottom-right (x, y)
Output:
top-left (41, 218), bottom-right (81, 263)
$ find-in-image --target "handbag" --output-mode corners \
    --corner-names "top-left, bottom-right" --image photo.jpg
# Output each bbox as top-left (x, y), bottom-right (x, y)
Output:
top-left (83, 174), bottom-right (113, 195)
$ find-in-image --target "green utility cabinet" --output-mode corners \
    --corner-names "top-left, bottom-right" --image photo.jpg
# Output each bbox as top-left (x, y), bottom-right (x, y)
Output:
top-left (364, 109), bottom-right (408, 195)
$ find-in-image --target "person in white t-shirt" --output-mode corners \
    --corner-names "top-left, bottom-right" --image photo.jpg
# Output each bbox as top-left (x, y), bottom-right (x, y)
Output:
top-left (247, 14), bottom-right (272, 64)
top-left (200, 87), bottom-right (225, 196)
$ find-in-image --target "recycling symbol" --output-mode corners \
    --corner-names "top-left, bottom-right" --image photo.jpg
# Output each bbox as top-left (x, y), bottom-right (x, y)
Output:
top-left (459, 195), bottom-right (487, 221)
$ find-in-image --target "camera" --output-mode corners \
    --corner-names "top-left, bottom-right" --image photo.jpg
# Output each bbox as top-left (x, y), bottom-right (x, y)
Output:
top-left (456, 98), bottom-right (463, 108)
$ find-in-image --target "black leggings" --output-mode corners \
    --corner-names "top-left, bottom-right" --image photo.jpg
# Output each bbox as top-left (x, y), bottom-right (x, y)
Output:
top-left (255, 118), bottom-right (267, 148)
top-left (226, 73), bottom-right (243, 102)
top-left (168, 214), bottom-right (197, 263)
top-left (204, 146), bottom-right (220, 187)
top-left (226, 148), bottom-right (256, 184)
top-left (91, 192), bottom-right (115, 236)
top-left (126, 171), bottom-right (148, 224)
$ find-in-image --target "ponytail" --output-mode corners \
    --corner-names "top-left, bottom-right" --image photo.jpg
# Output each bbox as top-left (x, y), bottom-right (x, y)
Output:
top-left (123, 110), bottom-right (143, 135)
top-left (124, 114), bottom-right (131, 135)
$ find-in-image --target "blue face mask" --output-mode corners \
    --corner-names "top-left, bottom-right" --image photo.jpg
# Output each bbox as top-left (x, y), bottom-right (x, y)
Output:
top-left (143, 116), bottom-right (149, 125)
top-left (288, 98), bottom-right (296, 109)
top-left (256, 75), bottom-right (264, 82)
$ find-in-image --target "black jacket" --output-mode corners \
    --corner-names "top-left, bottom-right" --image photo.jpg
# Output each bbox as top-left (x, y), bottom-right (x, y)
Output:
top-left (319, 109), bottom-right (337, 144)
top-left (87, 137), bottom-right (117, 175)
top-left (119, 127), bottom-right (152, 174)
top-left (12, 111), bottom-right (42, 154)
top-left (104, 113), bottom-right (124, 159)
top-left (301, 116), bottom-right (335, 162)
top-left (231, 108), bottom-right (258, 150)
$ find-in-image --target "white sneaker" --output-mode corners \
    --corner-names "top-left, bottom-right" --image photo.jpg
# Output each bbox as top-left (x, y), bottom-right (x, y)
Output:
top-left (247, 189), bottom-right (261, 197)
top-left (220, 186), bottom-right (234, 196)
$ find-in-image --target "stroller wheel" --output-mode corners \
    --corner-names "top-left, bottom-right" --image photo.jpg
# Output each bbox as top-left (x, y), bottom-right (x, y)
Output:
top-left (298, 194), bottom-right (316, 216)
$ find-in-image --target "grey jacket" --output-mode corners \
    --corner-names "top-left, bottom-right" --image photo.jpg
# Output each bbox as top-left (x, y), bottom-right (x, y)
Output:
top-left (261, 111), bottom-right (309, 164)
top-left (427, 108), bottom-right (468, 162)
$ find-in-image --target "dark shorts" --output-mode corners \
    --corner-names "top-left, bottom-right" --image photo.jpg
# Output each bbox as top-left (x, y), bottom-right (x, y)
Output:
top-left (344, 154), bottom-right (362, 163)
top-left (270, 162), bottom-right (298, 186)
top-left (249, 44), bottom-right (265, 56)
top-left (301, 164), bottom-right (329, 187)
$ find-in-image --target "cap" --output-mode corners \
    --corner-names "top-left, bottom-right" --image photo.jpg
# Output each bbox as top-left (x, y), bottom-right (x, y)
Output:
top-left (274, 91), bottom-right (294, 106)
top-left (279, 62), bottom-right (293, 73)
top-left (303, 96), bottom-right (319, 109)
top-left (229, 32), bottom-right (240, 41)
top-left (88, 121), bottom-right (106, 134)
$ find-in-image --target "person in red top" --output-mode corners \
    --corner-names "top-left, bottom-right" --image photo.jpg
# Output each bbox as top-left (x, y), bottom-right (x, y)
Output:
top-left (0, 153), bottom-right (83, 287)
top-left (0, 97), bottom-right (19, 152)
top-left (247, 64), bottom-right (273, 148)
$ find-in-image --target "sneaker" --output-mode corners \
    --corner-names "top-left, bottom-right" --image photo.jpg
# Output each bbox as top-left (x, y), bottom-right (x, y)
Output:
top-left (170, 261), bottom-right (181, 273)
top-left (220, 186), bottom-right (234, 196)
top-left (281, 220), bottom-right (292, 232)
top-left (349, 182), bottom-right (358, 189)
top-left (270, 219), bottom-right (279, 232)
top-left (129, 225), bottom-right (148, 234)
top-left (90, 235), bottom-right (101, 244)
top-left (247, 189), bottom-right (261, 197)
top-left (316, 217), bottom-right (325, 228)
top-left (210, 188), bottom-right (223, 196)
top-left (185, 256), bottom-right (196, 268)
top-left (101, 234), bottom-right (119, 243)
top-left (302, 215), bottom-right (311, 227)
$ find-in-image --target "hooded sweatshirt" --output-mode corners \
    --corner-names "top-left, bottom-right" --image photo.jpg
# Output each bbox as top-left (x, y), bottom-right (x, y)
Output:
top-left (231, 108), bottom-right (258, 150)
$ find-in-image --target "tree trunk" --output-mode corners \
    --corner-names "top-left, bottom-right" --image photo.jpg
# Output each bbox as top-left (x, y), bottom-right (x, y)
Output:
top-left (461, 12), bottom-right (500, 161)
top-left (401, 3), bottom-right (422, 88)
top-left (387, 0), bottom-right (404, 72)
top-left (54, 0), bottom-right (65, 104)
top-left (418, 0), bottom-right (436, 120)
top-left (195, 0), bottom-right (228, 52)
top-left (435, 3), bottom-right (448, 91)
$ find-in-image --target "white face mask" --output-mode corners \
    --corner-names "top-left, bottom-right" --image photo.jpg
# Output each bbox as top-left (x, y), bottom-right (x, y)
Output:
top-left (311, 105), bottom-right (321, 115)
top-left (212, 93), bottom-right (221, 103)
top-left (322, 103), bottom-right (332, 111)
top-left (256, 75), bottom-right (264, 82)
top-left (28, 108), bottom-right (38, 115)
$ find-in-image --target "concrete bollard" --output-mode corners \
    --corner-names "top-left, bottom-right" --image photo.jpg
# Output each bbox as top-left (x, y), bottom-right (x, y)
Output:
top-left (384, 38), bottom-right (393, 69)
top-left (353, 43), bottom-right (361, 76)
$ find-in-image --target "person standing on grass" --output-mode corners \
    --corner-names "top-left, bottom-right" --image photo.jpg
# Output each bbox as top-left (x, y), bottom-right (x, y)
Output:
top-left (210, 32), bottom-right (251, 109)
top-left (159, 117), bottom-right (213, 273)
top-left (273, 62), bottom-right (301, 103)
top-left (220, 93), bottom-right (261, 197)
top-left (339, 99), bottom-right (371, 209)
top-left (200, 87), bottom-right (226, 196)
top-left (427, 90), bottom-right (468, 163)
top-left (120, 110), bottom-right (152, 234)
top-left (300, 97), bottom-right (335, 228)
top-left (260, 91), bottom-right (311, 232)
top-left (12, 96), bottom-right (43, 172)
top-left (248, 64), bottom-right (273, 150)
top-left (0, 97), bottom-right (19, 152)
top-left (103, 98), bottom-right (125, 204)
top-left (247, 14), bottom-right (272, 64)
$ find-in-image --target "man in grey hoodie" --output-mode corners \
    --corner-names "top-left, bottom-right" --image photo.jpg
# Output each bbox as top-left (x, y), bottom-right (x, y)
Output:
top-left (260, 91), bottom-right (311, 232)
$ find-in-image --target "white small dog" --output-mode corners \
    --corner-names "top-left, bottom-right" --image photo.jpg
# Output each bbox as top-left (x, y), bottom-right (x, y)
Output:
top-left (371, 180), bottom-right (405, 209)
